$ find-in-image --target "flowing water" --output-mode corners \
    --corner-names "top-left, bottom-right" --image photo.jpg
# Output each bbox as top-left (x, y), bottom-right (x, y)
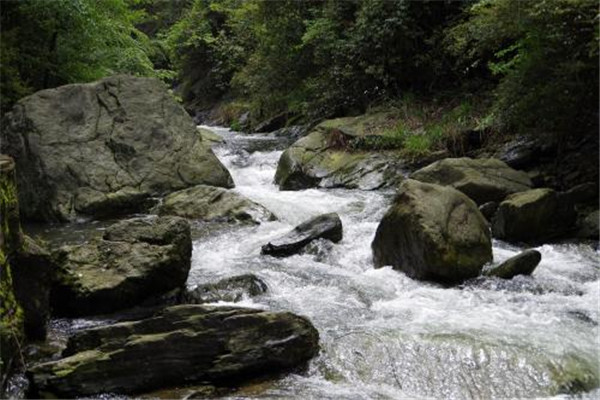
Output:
top-left (188, 126), bottom-right (599, 399)
top-left (18, 127), bottom-right (599, 400)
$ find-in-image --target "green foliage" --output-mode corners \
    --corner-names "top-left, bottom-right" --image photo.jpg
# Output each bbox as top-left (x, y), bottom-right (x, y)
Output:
top-left (0, 0), bottom-right (159, 111)
top-left (448, 0), bottom-right (598, 137)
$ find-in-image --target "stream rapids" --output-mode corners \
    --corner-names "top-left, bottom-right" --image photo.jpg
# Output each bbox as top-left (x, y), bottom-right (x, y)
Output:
top-left (26, 126), bottom-right (599, 399)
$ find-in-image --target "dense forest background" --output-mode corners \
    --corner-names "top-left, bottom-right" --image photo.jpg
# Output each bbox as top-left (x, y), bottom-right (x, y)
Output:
top-left (1, 0), bottom-right (598, 143)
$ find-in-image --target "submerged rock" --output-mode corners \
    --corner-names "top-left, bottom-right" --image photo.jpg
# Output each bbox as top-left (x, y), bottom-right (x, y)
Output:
top-left (261, 213), bottom-right (343, 257)
top-left (1, 75), bottom-right (233, 222)
top-left (410, 157), bottom-right (532, 205)
top-left (492, 188), bottom-right (576, 243)
top-left (484, 249), bottom-right (542, 279)
top-left (158, 185), bottom-right (275, 224)
top-left (372, 179), bottom-right (492, 284)
top-left (28, 305), bottom-right (320, 397)
top-left (182, 274), bottom-right (268, 304)
top-left (51, 216), bottom-right (192, 317)
top-left (274, 115), bottom-right (406, 190)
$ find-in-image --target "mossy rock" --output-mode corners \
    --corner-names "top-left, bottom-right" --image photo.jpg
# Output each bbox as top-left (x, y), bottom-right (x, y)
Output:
top-left (492, 188), bottom-right (576, 243)
top-left (28, 305), bottom-right (319, 397)
top-left (372, 179), bottom-right (492, 284)
top-left (274, 117), bottom-right (405, 190)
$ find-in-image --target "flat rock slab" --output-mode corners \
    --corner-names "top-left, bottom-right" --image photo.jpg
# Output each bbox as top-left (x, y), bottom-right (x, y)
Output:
top-left (158, 184), bottom-right (275, 224)
top-left (51, 216), bottom-right (192, 317)
top-left (28, 305), bottom-right (319, 397)
top-left (411, 157), bottom-right (532, 205)
top-left (1, 75), bottom-right (233, 221)
top-left (484, 249), bottom-right (542, 279)
top-left (261, 213), bottom-right (343, 257)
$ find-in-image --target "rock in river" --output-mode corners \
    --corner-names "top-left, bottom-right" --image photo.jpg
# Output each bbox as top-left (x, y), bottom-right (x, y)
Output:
top-left (50, 216), bottom-right (192, 317)
top-left (1, 75), bottom-right (233, 222)
top-left (274, 114), bottom-right (406, 190)
top-left (484, 249), bottom-right (542, 279)
top-left (28, 305), bottom-right (320, 397)
top-left (492, 188), bottom-right (576, 243)
top-left (372, 179), bottom-right (492, 284)
top-left (261, 213), bottom-right (343, 257)
top-left (410, 157), bottom-right (532, 205)
top-left (158, 184), bottom-right (275, 224)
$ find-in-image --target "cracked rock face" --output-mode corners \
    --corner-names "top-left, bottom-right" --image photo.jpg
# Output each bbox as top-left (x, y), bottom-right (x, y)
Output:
top-left (1, 75), bottom-right (233, 222)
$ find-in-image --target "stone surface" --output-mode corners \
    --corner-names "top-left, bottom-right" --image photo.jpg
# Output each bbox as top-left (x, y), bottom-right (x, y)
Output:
top-left (12, 235), bottom-right (54, 340)
top-left (372, 179), bottom-right (492, 284)
top-left (1, 75), bottom-right (233, 222)
top-left (50, 216), bottom-right (192, 317)
top-left (479, 201), bottom-right (499, 222)
top-left (484, 249), bottom-right (542, 279)
top-left (492, 189), bottom-right (577, 243)
top-left (183, 274), bottom-right (268, 304)
top-left (158, 185), bottom-right (275, 224)
top-left (28, 305), bottom-right (319, 397)
top-left (410, 157), bottom-right (532, 205)
top-left (274, 115), bottom-right (406, 190)
top-left (576, 210), bottom-right (599, 240)
top-left (262, 213), bottom-right (343, 257)
top-left (197, 127), bottom-right (224, 144)
top-left (563, 182), bottom-right (598, 206)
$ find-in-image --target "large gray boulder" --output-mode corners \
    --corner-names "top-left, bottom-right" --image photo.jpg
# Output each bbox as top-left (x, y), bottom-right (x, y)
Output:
top-left (492, 189), bottom-right (576, 243)
top-left (262, 213), bottom-right (343, 257)
top-left (1, 75), bottom-right (233, 222)
top-left (51, 216), bottom-right (192, 317)
top-left (372, 179), bottom-right (492, 284)
top-left (410, 158), bottom-right (532, 205)
top-left (158, 185), bottom-right (275, 224)
top-left (28, 305), bottom-right (319, 397)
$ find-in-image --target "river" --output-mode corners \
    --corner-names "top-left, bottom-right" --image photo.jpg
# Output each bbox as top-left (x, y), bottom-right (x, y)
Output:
top-left (20, 126), bottom-right (599, 399)
top-left (190, 126), bottom-right (599, 399)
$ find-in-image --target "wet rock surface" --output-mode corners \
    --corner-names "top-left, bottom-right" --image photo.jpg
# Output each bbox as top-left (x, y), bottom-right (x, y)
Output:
top-left (28, 305), bottom-right (320, 398)
top-left (483, 249), bottom-right (542, 279)
top-left (50, 216), bottom-right (192, 317)
top-left (372, 179), bottom-right (492, 284)
top-left (492, 188), bottom-right (576, 243)
top-left (262, 213), bottom-right (343, 257)
top-left (158, 184), bottom-right (276, 224)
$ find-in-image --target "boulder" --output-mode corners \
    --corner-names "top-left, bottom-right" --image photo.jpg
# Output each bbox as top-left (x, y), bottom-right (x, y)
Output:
top-left (372, 179), bottom-right (492, 284)
top-left (28, 305), bottom-right (319, 397)
top-left (182, 274), bottom-right (268, 304)
top-left (563, 182), bottom-right (598, 206)
top-left (262, 213), bottom-right (343, 257)
top-left (50, 216), bottom-right (192, 317)
top-left (576, 210), bottom-right (599, 240)
top-left (479, 201), bottom-right (499, 222)
top-left (410, 157), bottom-right (532, 205)
top-left (483, 249), bottom-right (542, 279)
top-left (492, 189), bottom-right (577, 243)
top-left (274, 115), bottom-right (405, 191)
top-left (197, 127), bottom-right (224, 145)
top-left (157, 185), bottom-right (275, 224)
top-left (1, 75), bottom-right (233, 222)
